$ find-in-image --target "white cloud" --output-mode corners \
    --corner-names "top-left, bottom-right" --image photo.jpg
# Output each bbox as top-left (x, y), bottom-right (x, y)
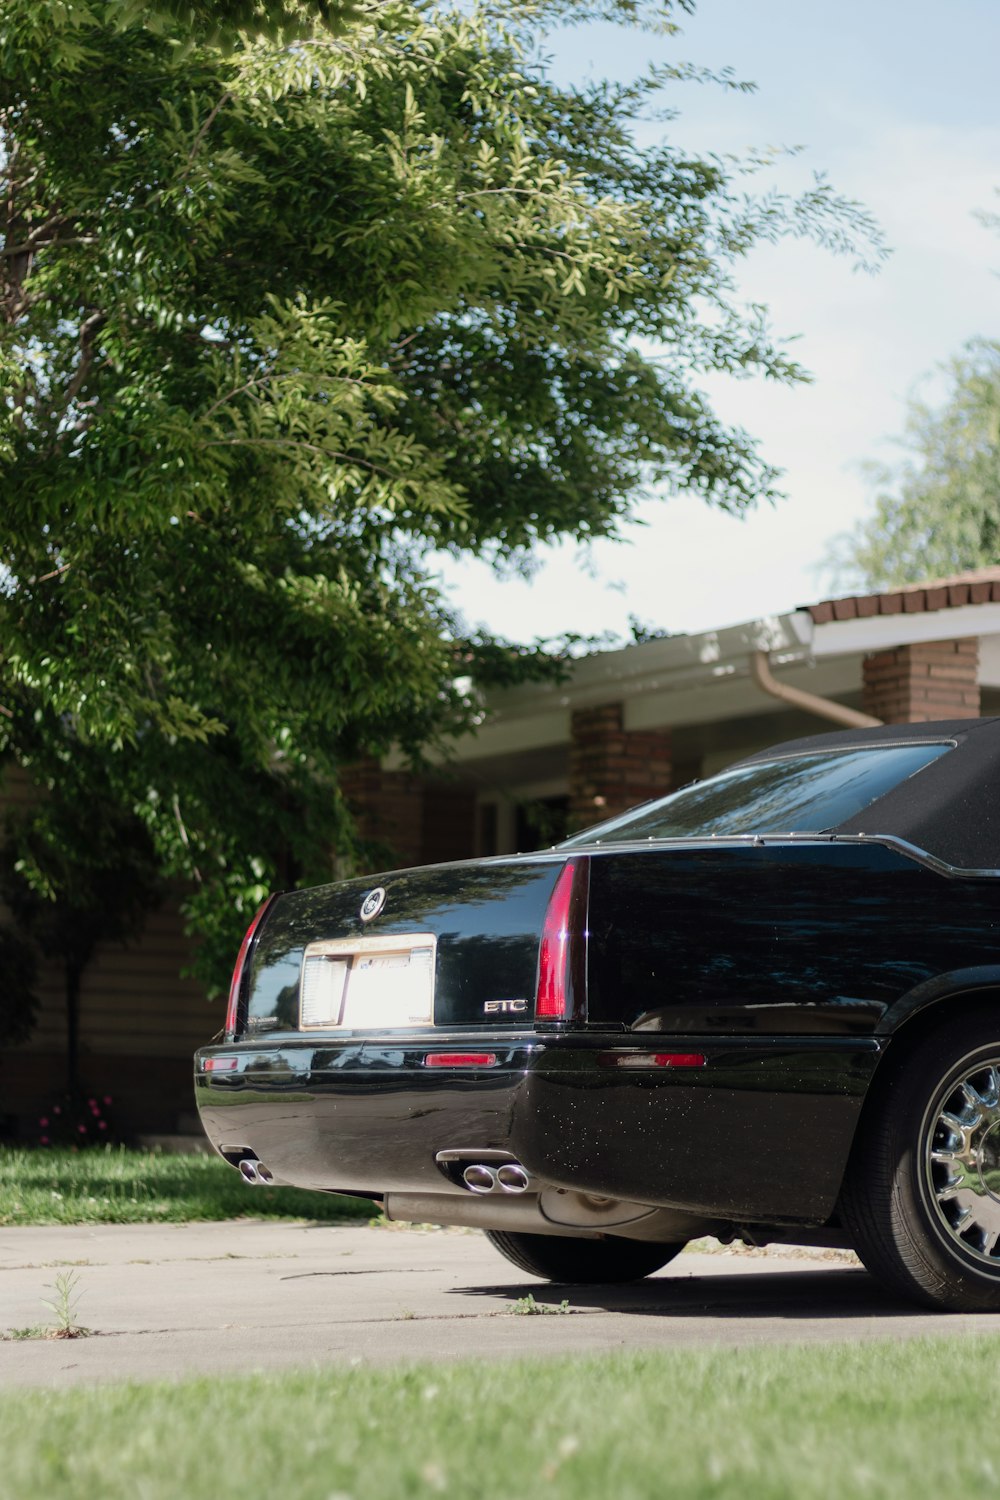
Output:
top-left (440, 24), bottom-right (1000, 643)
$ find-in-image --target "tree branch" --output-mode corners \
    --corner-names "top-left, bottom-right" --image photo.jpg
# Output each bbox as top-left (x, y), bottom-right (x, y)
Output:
top-left (199, 435), bottom-right (413, 482)
top-left (34, 563), bottom-right (73, 585)
top-left (179, 91), bottom-right (234, 180)
top-left (200, 367), bottom-right (373, 421)
top-left (0, 214), bottom-right (70, 258)
top-left (171, 793), bottom-right (203, 884)
top-left (62, 312), bottom-right (106, 410)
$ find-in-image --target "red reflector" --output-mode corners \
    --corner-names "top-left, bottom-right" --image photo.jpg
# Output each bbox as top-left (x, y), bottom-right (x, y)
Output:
top-left (536, 858), bottom-right (589, 1020)
top-left (204, 1056), bottom-right (239, 1072)
top-left (425, 1053), bottom-right (498, 1068)
top-left (225, 895), bottom-right (277, 1040)
top-left (603, 1052), bottom-right (707, 1070)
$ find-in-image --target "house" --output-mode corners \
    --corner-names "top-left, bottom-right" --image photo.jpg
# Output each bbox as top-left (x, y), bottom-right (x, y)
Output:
top-left (350, 569), bottom-right (997, 861)
top-left (5, 566), bottom-right (1000, 1137)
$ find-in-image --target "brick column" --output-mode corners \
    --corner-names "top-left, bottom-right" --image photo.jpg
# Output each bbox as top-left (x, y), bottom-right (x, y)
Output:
top-left (862, 637), bottom-right (980, 723)
top-left (339, 759), bottom-right (425, 869)
top-left (569, 703), bottom-right (672, 832)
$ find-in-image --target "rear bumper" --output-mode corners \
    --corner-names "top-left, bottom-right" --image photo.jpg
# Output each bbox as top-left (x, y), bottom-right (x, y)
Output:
top-left (195, 1035), bottom-right (538, 1197)
top-left (194, 1031), bottom-right (882, 1225)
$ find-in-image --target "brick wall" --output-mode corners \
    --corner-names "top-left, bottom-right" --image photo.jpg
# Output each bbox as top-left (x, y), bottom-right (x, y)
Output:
top-left (862, 637), bottom-right (980, 723)
top-left (420, 783), bottom-right (477, 867)
top-left (339, 759), bottom-right (425, 869)
top-left (340, 762), bottom-right (476, 871)
top-left (569, 703), bottom-right (672, 831)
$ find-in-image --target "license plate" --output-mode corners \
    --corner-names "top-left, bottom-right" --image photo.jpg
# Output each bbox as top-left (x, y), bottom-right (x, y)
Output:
top-left (299, 934), bottom-right (436, 1030)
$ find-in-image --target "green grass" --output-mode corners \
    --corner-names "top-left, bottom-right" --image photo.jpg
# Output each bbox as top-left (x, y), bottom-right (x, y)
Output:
top-left (4, 1337), bottom-right (1000, 1498)
top-left (0, 1147), bottom-right (374, 1225)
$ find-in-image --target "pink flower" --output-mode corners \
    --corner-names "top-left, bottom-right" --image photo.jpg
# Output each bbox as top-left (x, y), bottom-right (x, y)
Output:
top-left (39, 1117), bottom-right (49, 1127)
top-left (90, 1106), bottom-right (100, 1116)
top-left (53, 1106), bottom-right (62, 1115)
top-left (98, 1121), bottom-right (108, 1131)
top-left (40, 1135), bottom-right (49, 1145)
top-left (87, 1098), bottom-right (97, 1108)
top-left (77, 1124), bottom-right (87, 1134)
top-left (103, 1096), bottom-right (113, 1105)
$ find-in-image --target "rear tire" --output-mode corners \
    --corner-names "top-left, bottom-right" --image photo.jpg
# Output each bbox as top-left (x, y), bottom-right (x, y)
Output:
top-left (484, 1229), bottom-right (683, 1284)
top-left (841, 1012), bottom-right (1000, 1311)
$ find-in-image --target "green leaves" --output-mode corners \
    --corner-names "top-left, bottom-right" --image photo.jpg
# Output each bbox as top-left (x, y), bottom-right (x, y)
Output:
top-left (112, 0), bottom-right (366, 50)
top-left (831, 339), bottom-right (1000, 589)
top-left (0, 0), bottom-right (878, 988)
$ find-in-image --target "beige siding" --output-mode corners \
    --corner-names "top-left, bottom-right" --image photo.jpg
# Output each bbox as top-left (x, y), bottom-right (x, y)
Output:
top-left (16, 898), bottom-right (223, 1060)
top-left (2, 766), bottom-right (225, 1129)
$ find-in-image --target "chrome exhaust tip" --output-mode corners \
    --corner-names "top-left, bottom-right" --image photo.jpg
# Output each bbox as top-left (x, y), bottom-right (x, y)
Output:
top-left (239, 1157), bottom-right (273, 1186)
top-left (496, 1163), bottom-right (531, 1194)
top-left (462, 1164), bottom-right (498, 1194)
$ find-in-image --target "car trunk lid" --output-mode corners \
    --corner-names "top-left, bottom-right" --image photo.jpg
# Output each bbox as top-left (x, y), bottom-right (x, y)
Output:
top-left (237, 855), bottom-right (583, 1037)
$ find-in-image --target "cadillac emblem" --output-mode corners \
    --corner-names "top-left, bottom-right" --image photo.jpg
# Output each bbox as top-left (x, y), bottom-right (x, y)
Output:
top-left (359, 886), bottom-right (387, 922)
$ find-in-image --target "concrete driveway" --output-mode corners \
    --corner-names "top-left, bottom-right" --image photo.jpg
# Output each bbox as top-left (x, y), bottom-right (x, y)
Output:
top-left (3, 1221), bottom-right (999, 1388)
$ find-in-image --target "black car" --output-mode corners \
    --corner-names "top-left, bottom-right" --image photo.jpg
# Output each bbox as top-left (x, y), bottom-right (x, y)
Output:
top-left (196, 717), bottom-right (1000, 1311)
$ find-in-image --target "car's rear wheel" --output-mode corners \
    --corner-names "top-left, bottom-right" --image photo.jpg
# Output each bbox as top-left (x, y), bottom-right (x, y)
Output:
top-left (484, 1229), bottom-right (683, 1284)
top-left (841, 1013), bottom-right (1000, 1311)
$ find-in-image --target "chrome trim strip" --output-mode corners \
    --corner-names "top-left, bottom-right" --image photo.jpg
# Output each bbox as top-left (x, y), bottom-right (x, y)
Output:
top-left (199, 1030), bottom-right (544, 1055)
top-left (560, 830), bottom-right (1000, 878)
top-left (744, 738), bottom-right (959, 760)
top-left (858, 834), bottom-right (1000, 881)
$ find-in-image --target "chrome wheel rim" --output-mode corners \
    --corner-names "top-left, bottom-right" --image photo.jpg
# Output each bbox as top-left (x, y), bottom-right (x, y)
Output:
top-left (924, 1057), bottom-right (1000, 1267)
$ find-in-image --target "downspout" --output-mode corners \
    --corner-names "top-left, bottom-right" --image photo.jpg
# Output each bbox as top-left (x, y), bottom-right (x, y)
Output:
top-left (750, 651), bottom-right (882, 729)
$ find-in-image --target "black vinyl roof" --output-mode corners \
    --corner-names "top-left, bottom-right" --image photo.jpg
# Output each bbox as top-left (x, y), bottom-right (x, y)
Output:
top-left (736, 717), bottom-right (1000, 872)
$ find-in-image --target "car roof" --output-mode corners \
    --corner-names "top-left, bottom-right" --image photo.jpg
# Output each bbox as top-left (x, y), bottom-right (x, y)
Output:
top-left (734, 717), bottom-right (1000, 872)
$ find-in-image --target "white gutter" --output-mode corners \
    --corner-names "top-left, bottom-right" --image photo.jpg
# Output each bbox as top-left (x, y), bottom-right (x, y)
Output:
top-left (811, 602), bottom-right (1000, 656)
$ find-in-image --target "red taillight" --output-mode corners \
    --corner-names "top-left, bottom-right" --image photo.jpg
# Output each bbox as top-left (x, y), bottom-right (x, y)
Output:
top-left (204, 1055), bottom-right (239, 1072)
top-left (536, 858), bottom-right (589, 1020)
top-left (425, 1053), bottom-right (498, 1068)
top-left (601, 1052), bottom-right (707, 1070)
top-left (224, 896), bottom-right (277, 1039)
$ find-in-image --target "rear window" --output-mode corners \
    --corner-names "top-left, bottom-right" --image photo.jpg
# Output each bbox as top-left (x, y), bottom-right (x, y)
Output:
top-left (560, 743), bottom-right (952, 845)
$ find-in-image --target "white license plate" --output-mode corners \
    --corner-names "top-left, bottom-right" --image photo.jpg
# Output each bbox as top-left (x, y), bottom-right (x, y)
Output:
top-left (299, 934), bottom-right (436, 1030)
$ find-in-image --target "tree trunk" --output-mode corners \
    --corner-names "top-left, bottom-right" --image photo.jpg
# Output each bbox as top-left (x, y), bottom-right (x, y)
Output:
top-left (65, 958), bottom-right (83, 1095)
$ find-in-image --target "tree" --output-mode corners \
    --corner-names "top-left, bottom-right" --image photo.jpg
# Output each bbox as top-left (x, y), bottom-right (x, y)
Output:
top-left (1, 784), bottom-right (162, 1092)
top-left (830, 339), bottom-right (1000, 589)
top-left (0, 924), bottom-right (37, 1046)
top-left (0, 0), bottom-right (880, 990)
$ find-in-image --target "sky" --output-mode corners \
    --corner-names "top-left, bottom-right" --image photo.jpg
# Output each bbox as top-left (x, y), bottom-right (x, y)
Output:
top-left (436, 0), bottom-right (1000, 643)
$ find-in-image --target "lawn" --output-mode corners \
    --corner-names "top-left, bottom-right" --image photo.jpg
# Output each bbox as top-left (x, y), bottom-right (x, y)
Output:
top-left (0, 1147), bottom-right (374, 1225)
top-left (4, 1337), bottom-right (1000, 1499)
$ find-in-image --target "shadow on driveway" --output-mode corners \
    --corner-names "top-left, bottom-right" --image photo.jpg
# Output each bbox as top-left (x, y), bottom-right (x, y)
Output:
top-left (448, 1264), bottom-right (922, 1321)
